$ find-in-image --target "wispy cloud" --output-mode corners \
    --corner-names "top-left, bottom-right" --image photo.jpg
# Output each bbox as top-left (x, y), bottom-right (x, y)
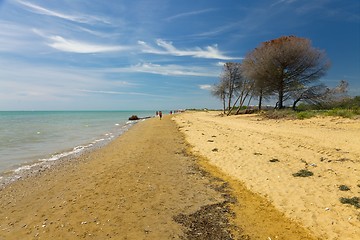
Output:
top-left (0, 21), bottom-right (40, 52)
top-left (107, 62), bottom-right (220, 77)
top-left (32, 29), bottom-right (130, 53)
top-left (78, 89), bottom-right (168, 98)
top-left (271, 0), bottom-right (297, 7)
top-left (199, 84), bottom-right (213, 90)
top-left (15, 0), bottom-right (111, 25)
top-left (138, 39), bottom-right (239, 60)
top-left (0, 60), bottom-right (136, 101)
top-left (166, 8), bottom-right (216, 21)
top-left (47, 35), bottom-right (130, 53)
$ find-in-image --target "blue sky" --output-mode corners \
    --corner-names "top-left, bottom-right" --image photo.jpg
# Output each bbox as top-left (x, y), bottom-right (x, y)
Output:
top-left (0, 0), bottom-right (359, 110)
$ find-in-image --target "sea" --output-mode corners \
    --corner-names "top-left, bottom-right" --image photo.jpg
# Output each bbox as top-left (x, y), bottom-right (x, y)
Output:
top-left (0, 111), bottom-right (155, 185)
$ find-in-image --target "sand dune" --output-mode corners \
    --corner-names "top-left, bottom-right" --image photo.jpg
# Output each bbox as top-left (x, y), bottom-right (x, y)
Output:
top-left (174, 111), bottom-right (360, 240)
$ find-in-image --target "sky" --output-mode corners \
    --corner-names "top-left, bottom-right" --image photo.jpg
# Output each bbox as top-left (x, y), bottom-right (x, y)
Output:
top-left (0, 0), bottom-right (359, 110)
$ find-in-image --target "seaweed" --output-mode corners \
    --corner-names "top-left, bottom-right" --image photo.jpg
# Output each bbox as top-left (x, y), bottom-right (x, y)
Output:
top-left (339, 197), bottom-right (360, 208)
top-left (339, 185), bottom-right (350, 191)
top-left (269, 159), bottom-right (280, 163)
top-left (292, 169), bottom-right (313, 177)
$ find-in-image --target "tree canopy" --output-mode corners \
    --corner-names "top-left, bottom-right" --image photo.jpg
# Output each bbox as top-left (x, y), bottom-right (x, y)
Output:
top-left (215, 36), bottom-right (330, 109)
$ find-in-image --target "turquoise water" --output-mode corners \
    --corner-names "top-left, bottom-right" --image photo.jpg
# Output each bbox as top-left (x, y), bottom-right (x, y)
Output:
top-left (0, 111), bottom-right (154, 178)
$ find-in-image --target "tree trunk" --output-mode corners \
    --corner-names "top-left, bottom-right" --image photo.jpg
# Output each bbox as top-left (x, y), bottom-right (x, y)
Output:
top-left (227, 95), bottom-right (241, 116)
top-left (246, 95), bottom-right (253, 108)
top-left (258, 90), bottom-right (263, 110)
top-left (278, 89), bottom-right (284, 109)
top-left (292, 98), bottom-right (301, 110)
top-left (223, 98), bottom-right (226, 114)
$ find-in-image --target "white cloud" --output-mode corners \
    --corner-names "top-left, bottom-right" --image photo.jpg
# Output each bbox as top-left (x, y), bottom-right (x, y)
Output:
top-left (107, 62), bottom-right (220, 77)
top-left (15, 0), bottom-right (110, 25)
top-left (166, 9), bottom-right (216, 21)
top-left (271, 0), bottom-right (297, 7)
top-left (0, 60), bottom-right (135, 102)
top-left (199, 84), bottom-right (213, 90)
top-left (138, 39), bottom-right (240, 60)
top-left (47, 35), bottom-right (130, 53)
top-left (78, 89), bottom-right (168, 98)
top-left (216, 62), bottom-right (226, 66)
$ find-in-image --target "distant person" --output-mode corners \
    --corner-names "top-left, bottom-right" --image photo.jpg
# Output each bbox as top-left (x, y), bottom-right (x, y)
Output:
top-left (159, 111), bottom-right (162, 120)
top-left (156, 111), bottom-right (158, 116)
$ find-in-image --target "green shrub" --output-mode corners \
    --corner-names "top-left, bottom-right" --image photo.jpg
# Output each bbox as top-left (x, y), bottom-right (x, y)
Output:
top-left (326, 109), bottom-right (357, 118)
top-left (296, 111), bottom-right (316, 119)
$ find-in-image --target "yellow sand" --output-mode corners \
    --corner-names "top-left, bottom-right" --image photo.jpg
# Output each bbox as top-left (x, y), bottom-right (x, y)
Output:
top-left (174, 111), bottom-right (360, 240)
top-left (0, 115), bottom-right (319, 239)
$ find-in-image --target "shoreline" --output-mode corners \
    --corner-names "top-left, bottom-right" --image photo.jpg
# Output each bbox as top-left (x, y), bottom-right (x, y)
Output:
top-left (0, 118), bottom-right (141, 189)
top-left (0, 114), bottom-right (318, 239)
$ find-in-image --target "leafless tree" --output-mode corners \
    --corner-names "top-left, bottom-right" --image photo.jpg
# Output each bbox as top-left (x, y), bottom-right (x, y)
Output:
top-left (321, 80), bottom-right (349, 108)
top-left (228, 68), bottom-right (255, 115)
top-left (221, 62), bottom-right (242, 111)
top-left (211, 82), bottom-right (227, 113)
top-left (290, 83), bottom-right (328, 110)
top-left (291, 80), bottom-right (349, 109)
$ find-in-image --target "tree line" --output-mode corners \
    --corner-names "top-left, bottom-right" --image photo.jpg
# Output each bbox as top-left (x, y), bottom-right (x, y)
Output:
top-left (212, 35), bottom-right (352, 115)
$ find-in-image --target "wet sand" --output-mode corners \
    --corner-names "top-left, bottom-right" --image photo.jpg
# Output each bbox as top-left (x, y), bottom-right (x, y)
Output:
top-left (0, 115), bottom-right (318, 239)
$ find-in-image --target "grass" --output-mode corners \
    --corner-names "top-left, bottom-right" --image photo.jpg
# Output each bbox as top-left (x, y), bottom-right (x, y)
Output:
top-left (325, 108), bottom-right (360, 118)
top-left (296, 111), bottom-right (317, 119)
top-left (261, 108), bottom-right (360, 120)
top-left (292, 169), bottom-right (314, 177)
top-left (340, 197), bottom-right (360, 208)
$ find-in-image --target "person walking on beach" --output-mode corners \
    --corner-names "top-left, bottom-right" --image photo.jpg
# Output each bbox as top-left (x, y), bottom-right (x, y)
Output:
top-left (159, 111), bottom-right (162, 120)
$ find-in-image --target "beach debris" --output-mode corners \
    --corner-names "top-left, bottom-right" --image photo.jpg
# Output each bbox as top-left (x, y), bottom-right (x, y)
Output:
top-left (325, 207), bottom-right (330, 211)
top-left (339, 185), bottom-right (350, 191)
top-left (269, 158), bottom-right (280, 163)
top-left (254, 152), bottom-right (262, 155)
top-left (81, 221), bottom-right (87, 225)
top-left (212, 148), bottom-right (218, 152)
top-left (292, 169), bottom-right (314, 177)
top-left (207, 140), bottom-right (214, 142)
top-left (339, 197), bottom-right (360, 208)
top-left (128, 115), bottom-right (139, 120)
top-left (144, 226), bottom-right (151, 234)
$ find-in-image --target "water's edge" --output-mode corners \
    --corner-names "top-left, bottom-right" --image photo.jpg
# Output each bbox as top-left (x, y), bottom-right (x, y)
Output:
top-left (0, 118), bottom-right (146, 188)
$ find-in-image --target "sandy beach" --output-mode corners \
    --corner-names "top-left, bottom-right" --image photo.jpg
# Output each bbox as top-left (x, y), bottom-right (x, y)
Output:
top-left (174, 111), bottom-right (360, 240)
top-left (0, 114), bottom-right (320, 239)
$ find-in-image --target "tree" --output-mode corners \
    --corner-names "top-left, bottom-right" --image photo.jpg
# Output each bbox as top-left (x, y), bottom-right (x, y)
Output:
top-left (290, 83), bottom-right (328, 110)
top-left (241, 45), bottom-right (276, 110)
top-left (227, 67), bottom-right (255, 115)
top-left (321, 80), bottom-right (349, 108)
top-left (221, 62), bottom-right (242, 110)
top-left (211, 82), bottom-right (227, 113)
top-left (293, 80), bottom-right (350, 110)
top-left (242, 36), bottom-right (330, 109)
